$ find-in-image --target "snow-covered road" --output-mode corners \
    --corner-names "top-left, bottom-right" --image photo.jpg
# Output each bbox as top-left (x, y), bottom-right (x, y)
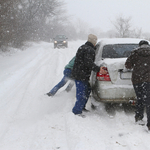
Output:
top-left (0, 41), bottom-right (150, 150)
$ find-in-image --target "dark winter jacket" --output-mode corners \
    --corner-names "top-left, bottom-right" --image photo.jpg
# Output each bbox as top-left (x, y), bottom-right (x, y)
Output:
top-left (72, 41), bottom-right (100, 81)
top-left (125, 44), bottom-right (150, 84)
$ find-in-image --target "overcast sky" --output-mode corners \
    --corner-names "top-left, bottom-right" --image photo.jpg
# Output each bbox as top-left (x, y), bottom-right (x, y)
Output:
top-left (65, 0), bottom-right (150, 33)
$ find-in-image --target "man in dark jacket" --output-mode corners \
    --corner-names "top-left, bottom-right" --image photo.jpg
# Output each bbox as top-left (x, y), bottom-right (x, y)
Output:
top-left (72, 34), bottom-right (107, 116)
top-left (125, 40), bottom-right (150, 130)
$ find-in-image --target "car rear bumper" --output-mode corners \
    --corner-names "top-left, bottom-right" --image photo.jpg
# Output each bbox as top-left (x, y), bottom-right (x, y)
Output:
top-left (93, 81), bottom-right (136, 103)
top-left (54, 42), bottom-right (67, 46)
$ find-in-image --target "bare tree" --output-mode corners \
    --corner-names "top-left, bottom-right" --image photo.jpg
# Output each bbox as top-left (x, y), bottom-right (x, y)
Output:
top-left (0, 0), bottom-right (17, 47)
top-left (112, 15), bottom-right (132, 38)
top-left (0, 0), bottom-right (69, 48)
top-left (17, 0), bottom-right (67, 41)
top-left (131, 28), bottom-right (142, 38)
top-left (75, 19), bottom-right (89, 40)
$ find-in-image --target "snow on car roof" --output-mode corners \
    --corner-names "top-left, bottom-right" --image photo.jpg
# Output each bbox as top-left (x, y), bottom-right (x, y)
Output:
top-left (98, 38), bottom-right (146, 45)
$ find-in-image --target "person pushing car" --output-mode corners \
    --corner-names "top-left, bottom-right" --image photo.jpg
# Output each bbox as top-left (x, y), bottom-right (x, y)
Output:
top-left (125, 40), bottom-right (150, 130)
top-left (71, 34), bottom-right (107, 116)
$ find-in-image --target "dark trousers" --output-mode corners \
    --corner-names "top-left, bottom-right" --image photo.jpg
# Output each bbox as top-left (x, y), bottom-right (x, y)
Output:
top-left (133, 82), bottom-right (150, 127)
top-left (72, 80), bottom-right (91, 114)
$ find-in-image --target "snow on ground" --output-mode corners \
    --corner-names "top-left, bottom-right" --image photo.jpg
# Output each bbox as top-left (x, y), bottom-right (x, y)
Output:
top-left (0, 40), bottom-right (150, 150)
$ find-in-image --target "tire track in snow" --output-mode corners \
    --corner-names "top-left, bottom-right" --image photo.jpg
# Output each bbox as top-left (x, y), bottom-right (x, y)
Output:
top-left (0, 45), bottom-right (58, 143)
top-left (0, 44), bottom-right (76, 148)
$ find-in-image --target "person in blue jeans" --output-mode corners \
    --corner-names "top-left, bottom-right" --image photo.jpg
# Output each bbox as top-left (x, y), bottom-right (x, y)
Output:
top-left (47, 56), bottom-right (75, 96)
top-left (71, 34), bottom-right (107, 115)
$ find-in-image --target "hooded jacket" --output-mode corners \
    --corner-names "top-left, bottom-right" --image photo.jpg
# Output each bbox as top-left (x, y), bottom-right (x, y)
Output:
top-left (125, 44), bottom-right (150, 84)
top-left (72, 41), bottom-right (100, 81)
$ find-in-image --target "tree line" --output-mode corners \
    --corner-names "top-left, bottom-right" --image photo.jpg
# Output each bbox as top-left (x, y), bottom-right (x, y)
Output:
top-left (0, 0), bottom-right (148, 50)
top-left (0, 0), bottom-right (76, 48)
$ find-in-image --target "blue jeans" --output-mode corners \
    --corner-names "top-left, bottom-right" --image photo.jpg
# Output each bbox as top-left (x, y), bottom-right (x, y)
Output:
top-left (49, 68), bottom-right (73, 95)
top-left (133, 82), bottom-right (150, 127)
top-left (72, 80), bottom-right (91, 114)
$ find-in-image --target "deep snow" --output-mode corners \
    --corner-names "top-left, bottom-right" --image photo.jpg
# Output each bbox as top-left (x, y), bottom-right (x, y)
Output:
top-left (0, 41), bottom-right (150, 150)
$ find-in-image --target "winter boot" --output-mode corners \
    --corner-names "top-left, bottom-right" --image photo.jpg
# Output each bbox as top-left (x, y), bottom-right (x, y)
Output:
top-left (46, 92), bottom-right (53, 97)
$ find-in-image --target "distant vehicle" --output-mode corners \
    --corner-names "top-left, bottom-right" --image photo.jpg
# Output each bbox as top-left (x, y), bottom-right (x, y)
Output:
top-left (91, 38), bottom-right (147, 107)
top-left (53, 35), bottom-right (68, 49)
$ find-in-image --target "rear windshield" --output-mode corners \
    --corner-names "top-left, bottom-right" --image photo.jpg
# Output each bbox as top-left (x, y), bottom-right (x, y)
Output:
top-left (102, 44), bottom-right (138, 58)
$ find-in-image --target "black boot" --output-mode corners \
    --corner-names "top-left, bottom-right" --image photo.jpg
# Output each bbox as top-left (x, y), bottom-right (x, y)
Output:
top-left (47, 93), bottom-right (53, 97)
top-left (135, 115), bottom-right (143, 122)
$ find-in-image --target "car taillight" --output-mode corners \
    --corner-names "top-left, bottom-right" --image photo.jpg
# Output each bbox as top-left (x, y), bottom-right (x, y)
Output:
top-left (96, 68), bottom-right (111, 81)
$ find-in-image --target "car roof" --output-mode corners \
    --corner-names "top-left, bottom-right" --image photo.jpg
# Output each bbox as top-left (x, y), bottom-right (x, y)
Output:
top-left (97, 38), bottom-right (146, 45)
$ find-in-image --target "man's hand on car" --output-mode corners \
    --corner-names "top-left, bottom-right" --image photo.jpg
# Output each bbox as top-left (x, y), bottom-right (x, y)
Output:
top-left (99, 66), bottom-right (108, 74)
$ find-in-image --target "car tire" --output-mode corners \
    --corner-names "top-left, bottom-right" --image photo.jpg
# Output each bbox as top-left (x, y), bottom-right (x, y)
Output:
top-left (123, 103), bottom-right (135, 114)
top-left (105, 103), bottom-right (116, 116)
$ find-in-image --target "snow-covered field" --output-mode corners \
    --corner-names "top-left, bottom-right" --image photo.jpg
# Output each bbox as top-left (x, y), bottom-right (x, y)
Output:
top-left (0, 41), bottom-right (150, 150)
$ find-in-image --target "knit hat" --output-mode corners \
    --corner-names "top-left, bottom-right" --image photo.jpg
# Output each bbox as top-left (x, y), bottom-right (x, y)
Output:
top-left (88, 34), bottom-right (97, 46)
top-left (139, 40), bottom-right (149, 46)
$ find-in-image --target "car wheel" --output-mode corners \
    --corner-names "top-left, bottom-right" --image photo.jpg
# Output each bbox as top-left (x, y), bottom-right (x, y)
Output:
top-left (105, 103), bottom-right (116, 116)
top-left (54, 44), bottom-right (57, 49)
top-left (123, 103), bottom-right (135, 114)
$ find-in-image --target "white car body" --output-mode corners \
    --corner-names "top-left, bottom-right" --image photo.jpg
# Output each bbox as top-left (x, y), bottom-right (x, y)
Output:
top-left (91, 38), bottom-right (145, 104)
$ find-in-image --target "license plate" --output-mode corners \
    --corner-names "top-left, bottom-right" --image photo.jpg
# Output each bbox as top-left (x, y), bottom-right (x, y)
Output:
top-left (120, 71), bottom-right (132, 79)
